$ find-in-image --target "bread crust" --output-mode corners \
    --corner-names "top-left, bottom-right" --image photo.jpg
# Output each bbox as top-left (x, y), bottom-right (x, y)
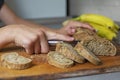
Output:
top-left (56, 42), bottom-right (85, 63)
top-left (2, 60), bottom-right (32, 70)
top-left (47, 51), bottom-right (74, 68)
top-left (1, 52), bottom-right (32, 70)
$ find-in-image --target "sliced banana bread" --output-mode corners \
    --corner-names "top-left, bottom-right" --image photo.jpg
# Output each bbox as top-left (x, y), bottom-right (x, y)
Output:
top-left (47, 51), bottom-right (74, 68)
top-left (74, 28), bottom-right (117, 56)
top-left (74, 42), bottom-right (102, 65)
top-left (56, 42), bottom-right (85, 63)
top-left (1, 52), bottom-right (32, 70)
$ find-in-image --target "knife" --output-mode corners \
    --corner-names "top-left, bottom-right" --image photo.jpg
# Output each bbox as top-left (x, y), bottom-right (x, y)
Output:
top-left (48, 40), bottom-right (80, 46)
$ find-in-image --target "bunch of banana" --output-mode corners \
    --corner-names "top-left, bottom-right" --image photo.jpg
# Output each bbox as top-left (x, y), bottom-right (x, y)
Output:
top-left (63, 13), bottom-right (120, 40)
top-left (89, 23), bottom-right (116, 40)
top-left (73, 14), bottom-right (119, 33)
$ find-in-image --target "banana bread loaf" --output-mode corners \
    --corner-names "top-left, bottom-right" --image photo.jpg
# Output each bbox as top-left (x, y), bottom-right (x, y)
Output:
top-left (74, 28), bottom-right (117, 56)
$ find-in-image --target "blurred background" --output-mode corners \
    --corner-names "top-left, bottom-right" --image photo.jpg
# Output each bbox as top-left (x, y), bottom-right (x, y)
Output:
top-left (1, 0), bottom-right (120, 28)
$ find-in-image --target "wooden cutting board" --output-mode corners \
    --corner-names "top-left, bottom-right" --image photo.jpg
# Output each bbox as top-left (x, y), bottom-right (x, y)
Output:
top-left (0, 45), bottom-right (120, 80)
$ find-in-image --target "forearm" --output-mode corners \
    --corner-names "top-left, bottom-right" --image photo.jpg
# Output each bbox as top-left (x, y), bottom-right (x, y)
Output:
top-left (0, 4), bottom-right (58, 33)
top-left (14, 18), bottom-right (58, 32)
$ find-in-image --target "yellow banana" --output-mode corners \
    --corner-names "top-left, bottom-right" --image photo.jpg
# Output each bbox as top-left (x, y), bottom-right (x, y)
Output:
top-left (73, 13), bottom-right (119, 33)
top-left (89, 23), bottom-right (117, 40)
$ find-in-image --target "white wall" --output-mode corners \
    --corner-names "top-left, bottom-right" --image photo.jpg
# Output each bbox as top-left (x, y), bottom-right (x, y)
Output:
top-left (5, 0), bottom-right (66, 19)
top-left (70, 0), bottom-right (120, 21)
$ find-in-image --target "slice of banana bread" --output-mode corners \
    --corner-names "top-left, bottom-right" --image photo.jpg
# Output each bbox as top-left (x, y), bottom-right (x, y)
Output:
top-left (74, 42), bottom-right (102, 65)
top-left (56, 42), bottom-right (86, 63)
top-left (47, 51), bottom-right (74, 68)
top-left (1, 52), bottom-right (32, 70)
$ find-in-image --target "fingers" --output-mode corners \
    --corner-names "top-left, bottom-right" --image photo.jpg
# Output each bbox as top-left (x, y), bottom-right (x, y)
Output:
top-left (27, 32), bottom-right (49, 54)
top-left (16, 37), bottom-right (35, 54)
top-left (25, 42), bottom-right (34, 55)
top-left (38, 31), bottom-right (49, 53)
top-left (24, 33), bottom-right (49, 54)
top-left (61, 20), bottom-right (95, 36)
top-left (66, 20), bottom-right (94, 30)
top-left (80, 22), bottom-right (95, 30)
top-left (20, 35), bottom-right (36, 54)
top-left (67, 27), bottom-right (76, 35)
top-left (26, 31), bottom-right (49, 54)
top-left (13, 26), bottom-right (49, 54)
top-left (34, 38), bottom-right (41, 54)
top-left (50, 32), bottom-right (74, 41)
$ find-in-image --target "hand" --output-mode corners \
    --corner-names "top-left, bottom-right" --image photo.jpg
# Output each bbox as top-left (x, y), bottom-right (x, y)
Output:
top-left (26, 24), bottom-right (74, 42)
top-left (0, 24), bottom-right (49, 54)
top-left (58, 20), bottom-right (94, 35)
top-left (0, 24), bottom-right (75, 54)
top-left (42, 28), bottom-right (74, 41)
top-left (31, 20), bottom-right (93, 43)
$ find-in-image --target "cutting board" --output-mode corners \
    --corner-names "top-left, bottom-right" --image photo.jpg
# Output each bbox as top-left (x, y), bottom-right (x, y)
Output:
top-left (0, 44), bottom-right (120, 80)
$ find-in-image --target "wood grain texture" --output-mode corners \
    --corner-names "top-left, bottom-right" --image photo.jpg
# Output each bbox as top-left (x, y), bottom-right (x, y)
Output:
top-left (0, 45), bottom-right (120, 80)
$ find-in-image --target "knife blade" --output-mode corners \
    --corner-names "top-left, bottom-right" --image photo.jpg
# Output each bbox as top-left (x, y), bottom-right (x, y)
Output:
top-left (48, 40), bottom-right (80, 46)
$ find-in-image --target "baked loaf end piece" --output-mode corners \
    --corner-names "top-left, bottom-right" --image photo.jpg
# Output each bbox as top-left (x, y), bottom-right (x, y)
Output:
top-left (56, 42), bottom-right (85, 63)
top-left (1, 52), bottom-right (32, 70)
top-left (74, 28), bottom-right (117, 56)
top-left (82, 38), bottom-right (117, 56)
top-left (47, 51), bottom-right (74, 68)
top-left (73, 27), bottom-right (97, 41)
top-left (74, 42), bottom-right (102, 65)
